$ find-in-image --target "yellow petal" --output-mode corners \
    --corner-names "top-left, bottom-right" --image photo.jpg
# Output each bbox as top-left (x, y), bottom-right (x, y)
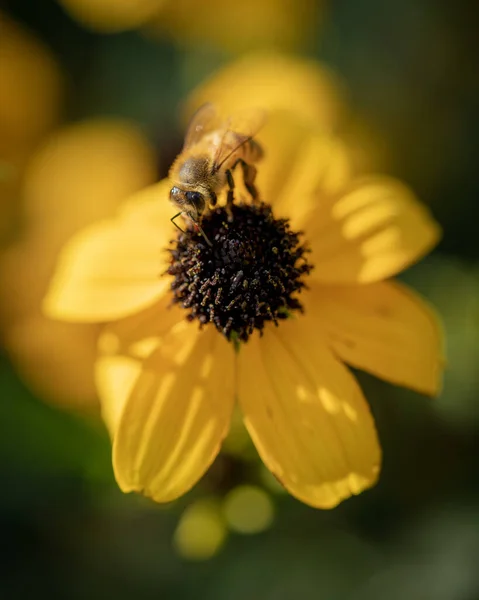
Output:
top-left (98, 294), bottom-right (186, 362)
top-left (23, 119), bottom-right (158, 232)
top-left (254, 113), bottom-right (313, 209)
top-left (184, 53), bottom-right (345, 210)
top-left (44, 181), bottom-right (175, 322)
top-left (97, 353), bottom-right (141, 438)
top-left (99, 322), bottom-right (235, 503)
top-left (185, 54), bottom-right (343, 129)
top-left (96, 293), bottom-right (186, 434)
top-left (307, 176), bottom-right (441, 284)
top-left (272, 134), bottom-right (351, 228)
top-left (237, 321), bottom-right (381, 509)
top-left (4, 316), bottom-right (100, 411)
top-left (305, 281), bottom-right (445, 396)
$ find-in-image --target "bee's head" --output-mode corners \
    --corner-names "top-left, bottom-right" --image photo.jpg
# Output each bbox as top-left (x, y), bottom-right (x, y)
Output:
top-left (169, 186), bottom-right (206, 220)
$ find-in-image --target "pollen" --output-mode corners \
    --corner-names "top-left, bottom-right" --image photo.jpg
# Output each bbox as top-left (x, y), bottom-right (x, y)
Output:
top-left (167, 202), bottom-right (313, 343)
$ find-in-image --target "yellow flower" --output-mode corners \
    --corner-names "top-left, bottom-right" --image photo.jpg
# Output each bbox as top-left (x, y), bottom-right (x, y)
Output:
top-left (57, 0), bottom-right (166, 32)
top-left (148, 0), bottom-right (321, 54)
top-left (185, 52), bottom-right (344, 134)
top-left (0, 13), bottom-right (62, 156)
top-left (0, 12), bottom-right (62, 242)
top-left (57, 0), bottom-right (321, 53)
top-left (44, 125), bottom-right (443, 509)
top-left (0, 119), bottom-right (158, 409)
top-left (185, 52), bottom-right (387, 175)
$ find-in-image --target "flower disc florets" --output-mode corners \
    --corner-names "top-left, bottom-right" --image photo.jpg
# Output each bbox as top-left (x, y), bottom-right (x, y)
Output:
top-left (167, 202), bottom-right (313, 342)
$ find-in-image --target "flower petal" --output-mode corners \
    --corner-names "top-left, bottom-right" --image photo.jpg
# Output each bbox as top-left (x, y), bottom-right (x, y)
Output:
top-left (255, 114), bottom-right (314, 209)
top-left (96, 293), bottom-right (186, 434)
top-left (98, 323), bottom-right (235, 503)
top-left (184, 53), bottom-right (346, 212)
top-left (5, 316), bottom-right (100, 410)
top-left (305, 280), bottom-right (445, 396)
top-left (237, 321), bottom-right (381, 509)
top-left (96, 354), bottom-right (141, 437)
top-left (307, 176), bottom-right (441, 284)
top-left (44, 181), bottom-right (175, 322)
top-left (23, 119), bottom-right (157, 231)
top-left (272, 134), bottom-right (351, 228)
top-left (185, 53), bottom-right (343, 133)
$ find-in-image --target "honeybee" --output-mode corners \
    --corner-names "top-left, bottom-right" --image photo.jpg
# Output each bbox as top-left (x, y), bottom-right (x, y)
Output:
top-left (169, 103), bottom-right (265, 246)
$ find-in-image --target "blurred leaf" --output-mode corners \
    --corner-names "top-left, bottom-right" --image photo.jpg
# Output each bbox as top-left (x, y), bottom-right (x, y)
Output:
top-left (401, 256), bottom-right (479, 429)
top-left (0, 358), bottom-right (113, 485)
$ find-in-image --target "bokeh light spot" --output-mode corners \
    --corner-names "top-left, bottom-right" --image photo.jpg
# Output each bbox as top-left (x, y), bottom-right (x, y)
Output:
top-left (223, 485), bottom-right (274, 534)
top-left (173, 500), bottom-right (226, 561)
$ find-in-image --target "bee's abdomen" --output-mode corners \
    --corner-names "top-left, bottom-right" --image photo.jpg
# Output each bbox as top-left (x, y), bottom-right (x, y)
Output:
top-left (247, 139), bottom-right (263, 163)
top-left (234, 138), bottom-right (263, 167)
top-left (217, 133), bottom-right (264, 171)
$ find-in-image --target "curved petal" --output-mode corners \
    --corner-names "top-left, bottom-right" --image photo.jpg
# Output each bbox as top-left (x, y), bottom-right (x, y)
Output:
top-left (184, 53), bottom-right (346, 214)
top-left (97, 354), bottom-right (141, 437)
top-left (5, 316), bottom-right (100, 410)
top-left (44, 181), bottom-right (175, 322)
top-left (98, 322), bottom-right (235, 503)
top-left (98, 293), bottom-right (186, 360)
top-left (255, 113), bottom-right (314, 209)
top-left (96, 294), bottom-right (187, 435)
top-left (272, 134), bottom-right (351, 228)
top-left (23, 119), bottom-right (158, 230)
top-left (305, 281), bottom-right (445, 396)
top-left (237, 321), bottom-right (381, 509)
top-left (185, 53), bottom-right (344, 134)
top-left (306, 176), bottom-right (441, 284)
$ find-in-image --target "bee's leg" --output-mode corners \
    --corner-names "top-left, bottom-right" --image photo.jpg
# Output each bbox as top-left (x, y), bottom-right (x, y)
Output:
top-left (225, 169), bottom-right (235, 208)
top-left (171, 212), bottom-right (186, 233)
top-left (240, 160), bottom-right (259, 203)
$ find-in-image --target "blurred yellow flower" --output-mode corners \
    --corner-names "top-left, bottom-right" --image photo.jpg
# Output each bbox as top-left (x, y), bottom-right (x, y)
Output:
top-left (185, 52), bottom-right (387, 174)
top-left (44, 116), bottom-right (444, 508)
top-left (148, 0), bottom-right (321, 54)
top-left (0, 119), bottom-right (158, 409)
top-left (185, 52), bottom-right (343, 133)
top-left (57, 0), bottom-right (165, 32)
top-left (57, 0), bottom-right (321, 53)
top-left (0, 12), bottom-right (62, 242)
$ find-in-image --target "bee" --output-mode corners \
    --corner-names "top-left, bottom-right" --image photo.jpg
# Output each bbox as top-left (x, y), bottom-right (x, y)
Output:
top-left (169, 103), bottom-right (265, 246)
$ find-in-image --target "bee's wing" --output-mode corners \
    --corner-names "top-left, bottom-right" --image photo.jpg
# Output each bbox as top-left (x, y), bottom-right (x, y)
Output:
top-left (212, 108), bottom-right (266, 172)
top-left (182, 103), bottom-right (219, 150)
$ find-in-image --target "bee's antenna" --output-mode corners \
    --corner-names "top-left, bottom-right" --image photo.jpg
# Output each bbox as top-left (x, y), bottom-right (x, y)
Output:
top-left (195, 220), bottom-right (213, 248)
top-left (186, 212), bottom-right (213, 248)
top-left (170, 212), bottom-right (186, 233)
top-left (171, 212), bottom-right (213, 247)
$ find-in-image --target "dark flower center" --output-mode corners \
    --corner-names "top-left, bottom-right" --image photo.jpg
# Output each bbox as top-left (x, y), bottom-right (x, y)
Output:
top-left (167, 202), bottom-right (313, 343)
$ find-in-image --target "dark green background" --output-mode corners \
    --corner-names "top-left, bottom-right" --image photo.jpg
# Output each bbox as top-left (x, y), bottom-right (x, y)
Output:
top-left (1, 1), bottom-right (478, 599)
